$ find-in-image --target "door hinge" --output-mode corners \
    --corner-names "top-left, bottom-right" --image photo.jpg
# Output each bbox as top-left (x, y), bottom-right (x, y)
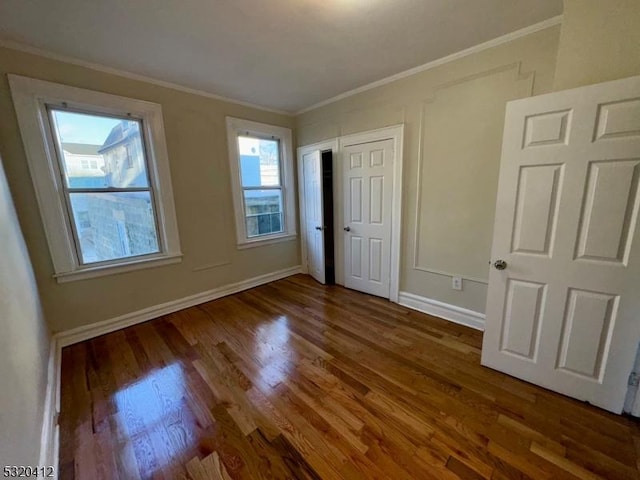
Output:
top-left (629, 372), bottom-right (639, 387)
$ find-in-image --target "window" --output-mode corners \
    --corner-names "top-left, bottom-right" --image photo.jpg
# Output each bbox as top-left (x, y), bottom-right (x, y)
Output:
top-left (9, 75), bottom-right (182, 282)
top-left (49, 109), bottom-right (159, 264)
top-left (238, 136), bottom-right (283, 237)
top-left (226, 117), bottom-right (296, 247)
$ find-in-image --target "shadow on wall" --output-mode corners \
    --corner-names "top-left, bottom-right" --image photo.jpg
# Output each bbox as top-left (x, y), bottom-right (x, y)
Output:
top-left (0, 155), bottom-right (51, 466)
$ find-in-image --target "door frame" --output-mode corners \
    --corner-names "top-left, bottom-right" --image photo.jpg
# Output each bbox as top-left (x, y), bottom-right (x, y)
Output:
top-left (298, 125), bottom-right (404, 302)
top-left (297, 138), bottom-right (339, 278)
top-left (339, 125), bottom-right (404, 302)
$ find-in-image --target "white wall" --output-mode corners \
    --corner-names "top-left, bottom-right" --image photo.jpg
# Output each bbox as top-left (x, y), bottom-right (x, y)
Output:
top-left (0, 155), bottom-right (51, 466)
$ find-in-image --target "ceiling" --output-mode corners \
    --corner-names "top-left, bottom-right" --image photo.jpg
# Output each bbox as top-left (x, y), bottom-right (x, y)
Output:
top-left (0, 0), bottom-right (562, 113)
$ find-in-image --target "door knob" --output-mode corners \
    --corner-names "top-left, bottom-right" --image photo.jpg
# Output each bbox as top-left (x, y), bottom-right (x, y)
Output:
top-left (343, 226), bottom-right (351, 232)
top-left (493, 259), bottom-right (507, 270)
top-left (315, 226), bottom-right (323, 231)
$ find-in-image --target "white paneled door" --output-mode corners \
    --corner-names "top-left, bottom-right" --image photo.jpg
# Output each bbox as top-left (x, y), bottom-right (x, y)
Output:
top-left (302, 150), bottom-right (325, 284)
top-left (343, 139), bottom-right (394, 298)
top-left (482, 75), bottom-right (640, 413)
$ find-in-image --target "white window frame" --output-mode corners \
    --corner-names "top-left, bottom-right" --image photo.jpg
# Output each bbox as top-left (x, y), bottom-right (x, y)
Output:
top-left (226, 117), bottom-right (297, 248)
top-left (9, 75), bottom-right (182, 282)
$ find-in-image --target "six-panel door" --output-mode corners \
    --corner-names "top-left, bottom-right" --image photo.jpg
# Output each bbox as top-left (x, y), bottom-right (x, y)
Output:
top-left (482, 75), bottom-right (640, 413)
top-left (343, 139), bottom-right (394, 298)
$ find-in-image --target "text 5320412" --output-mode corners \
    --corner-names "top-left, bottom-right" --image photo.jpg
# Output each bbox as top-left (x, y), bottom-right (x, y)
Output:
top-left (3, 466), bottom-right (54, 478)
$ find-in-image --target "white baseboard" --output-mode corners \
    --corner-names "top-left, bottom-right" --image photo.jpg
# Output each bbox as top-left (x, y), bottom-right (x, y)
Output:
top-left (39, 337), bottom-right (61, 479)
top-left (56, 265), bottom-right (302, 347)
top-left (40, 265), bottom-right (301, 477)
top-left (398, 291), bottom-right (485, 331)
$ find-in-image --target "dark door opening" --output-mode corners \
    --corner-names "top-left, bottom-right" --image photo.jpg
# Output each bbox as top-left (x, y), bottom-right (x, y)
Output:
top-left (321, 150), bottom-right (335, 284)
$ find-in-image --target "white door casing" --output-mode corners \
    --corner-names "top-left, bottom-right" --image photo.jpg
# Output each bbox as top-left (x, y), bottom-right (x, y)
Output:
top-left (343, 139), bottom-right (394, 298)
top-left (482, 75), bottom-right (640, 414)
top-left (297, 139), bottom-right (338, 279)
top-left (302, 150), bottom-right (325, 283)
top-left (298, 126), bottom-right (403, 301)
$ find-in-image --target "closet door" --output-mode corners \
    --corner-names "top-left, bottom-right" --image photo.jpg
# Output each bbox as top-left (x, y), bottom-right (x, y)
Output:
top-left (302, 150), bottom-right (325, 283)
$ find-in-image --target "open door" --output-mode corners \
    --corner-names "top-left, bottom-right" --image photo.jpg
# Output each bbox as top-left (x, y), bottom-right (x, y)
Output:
top-left (302, 150), bottom-right (325, 284)
top-left (482, 75), bottom-right (640, 414)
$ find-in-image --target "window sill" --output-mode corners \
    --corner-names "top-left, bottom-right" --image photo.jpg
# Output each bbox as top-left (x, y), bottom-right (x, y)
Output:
top-left (53, 253), bottom-right (183, 283)
top-left (237, 233), bottom-right (297, 250)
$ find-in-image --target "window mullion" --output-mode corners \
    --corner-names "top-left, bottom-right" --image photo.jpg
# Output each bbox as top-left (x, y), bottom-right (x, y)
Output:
top-left (241, 186), bottom-right (282, 191)
top-left (66, 187), bottom-right (152, 194)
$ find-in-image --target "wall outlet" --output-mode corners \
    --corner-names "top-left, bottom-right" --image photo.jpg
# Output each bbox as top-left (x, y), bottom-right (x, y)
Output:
top-left (452, 276), bottom-right (463, 291)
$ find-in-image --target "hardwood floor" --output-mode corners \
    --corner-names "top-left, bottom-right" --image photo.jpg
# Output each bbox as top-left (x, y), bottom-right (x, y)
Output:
top-left (59, 274), bottom-right (640, 479)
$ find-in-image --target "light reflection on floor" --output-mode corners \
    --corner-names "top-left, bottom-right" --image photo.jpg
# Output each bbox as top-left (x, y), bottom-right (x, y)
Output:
top-left (113, 362), bottom-right (197, 475)
top-left (255, 316), bottom-right (294, 388)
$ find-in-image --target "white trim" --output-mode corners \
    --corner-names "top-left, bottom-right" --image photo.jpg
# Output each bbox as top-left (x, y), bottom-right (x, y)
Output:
top-left (8, 75), bottom-right (182, 281)
top-left (38, 265), bottom-right (301, 479)
top-left (297, 138), bottom-right (340, 275)
top-left (225, 117), bottom-right (297, 248)
top-left (0, 38), bottom-right (292, 116)
top-left (338, 125), bottom-right (404, 303)
top-left (54, 253), bottom-right (183, 283)
top-left (398, 291), bottom-right (485, 331)
top-left (56, 265), bottom-right (302, 347)
top-left (295, 15), bottom-right (563, 115)
top-left (39, 337), bottom-right (61, 479)
top-left (412, 266), bottom-right (489, 285)
top-left (1, 16), bottom-right (561, 117)
top-left (410, 63), bottom-right (533, 286)
top-left (235, 233), bottom-right (297, 250)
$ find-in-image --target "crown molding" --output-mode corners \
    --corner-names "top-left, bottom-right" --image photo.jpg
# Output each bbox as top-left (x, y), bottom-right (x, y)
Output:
top-left (296, 14), bottom-right (563, 115)
top-left (0, 14), bottom-right (562, 118)
top-left (0, 38), bottom-right (293, 116)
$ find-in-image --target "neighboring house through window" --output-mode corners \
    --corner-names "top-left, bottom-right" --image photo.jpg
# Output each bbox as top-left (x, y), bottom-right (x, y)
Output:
top-left (9, 75), bottom-right (182, 282)
top-left (226, 117), bottom-right (296, 248)
top-left (125, 143), bottom-right (134, 169)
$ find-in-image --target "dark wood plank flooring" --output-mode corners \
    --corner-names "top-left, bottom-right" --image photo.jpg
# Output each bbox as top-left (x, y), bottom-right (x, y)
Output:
top-left (59, 274), bottom-right (640, 479)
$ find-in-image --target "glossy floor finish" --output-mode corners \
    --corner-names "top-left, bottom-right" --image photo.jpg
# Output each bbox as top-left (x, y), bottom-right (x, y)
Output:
top-left (59, 275), bottom-right (640, 479)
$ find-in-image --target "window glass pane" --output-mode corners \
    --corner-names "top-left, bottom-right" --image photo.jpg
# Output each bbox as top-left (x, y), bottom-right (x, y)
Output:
top-left (69, 192), bottom-right (159, 264)
top-left (238, 136), bottom-right (280, 187)
top-left (50, 109), bottom-right (149, 189)
top-left (243, 189), bottom-right (283, 237)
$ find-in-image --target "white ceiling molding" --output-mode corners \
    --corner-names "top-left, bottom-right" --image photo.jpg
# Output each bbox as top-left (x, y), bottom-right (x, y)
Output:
top-left (296, 15), bottom-right (562, 115)
top-left (0, 14), bottom-right (562, 116)
top-left (0, 38), bottom-right (293, 116)
top-left (0, 1), bottom-right (562, 112)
